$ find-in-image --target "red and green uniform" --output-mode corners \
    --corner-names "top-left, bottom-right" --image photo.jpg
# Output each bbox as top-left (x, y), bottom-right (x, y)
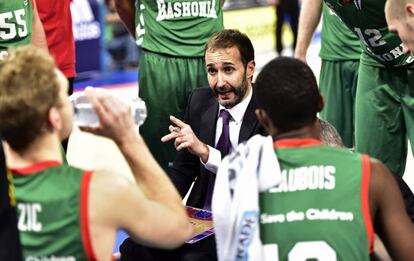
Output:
top-left (12, 161), bottom-right (96, 260)
top-left (134, 0), bottom-right (224, 171)
top-left (0, 0), bottom-right (33, 58)
top-left (260, 139), bottom-right (373, 260)
top-left (318, 4), bottom-right (361, 148)
top-left (323, 0), bottom-right (414, 176)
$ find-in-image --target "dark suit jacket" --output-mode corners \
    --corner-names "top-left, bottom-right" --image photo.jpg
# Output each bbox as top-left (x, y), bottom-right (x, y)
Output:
top-left (169, 87), bottom-right (265, 208)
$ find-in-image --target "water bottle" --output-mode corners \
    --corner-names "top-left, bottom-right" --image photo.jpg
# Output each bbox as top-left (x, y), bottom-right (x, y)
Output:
top-left (70, 89), bottom-right (147, 127)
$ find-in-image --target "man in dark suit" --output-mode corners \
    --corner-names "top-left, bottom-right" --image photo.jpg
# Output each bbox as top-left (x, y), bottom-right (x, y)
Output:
top-left (163, 29), bottom-right (264, 210)
top-left (120, 29), bottom-right (265, 260)
top-left (165, 86), bottom-right (263, 208)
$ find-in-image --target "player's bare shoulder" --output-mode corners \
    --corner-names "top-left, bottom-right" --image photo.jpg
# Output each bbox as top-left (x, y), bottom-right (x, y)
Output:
top-left (89, 169), bottom-right (138, 207)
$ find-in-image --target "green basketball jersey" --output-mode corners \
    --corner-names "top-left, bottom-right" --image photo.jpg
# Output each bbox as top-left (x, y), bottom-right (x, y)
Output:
top-left (319, 4), bottom-right (361, 61)
top-left (260, 139), bottom-right (373, 260)
top-left (134, 0), bottom-right (224, 57)
top-left (0, 0), bottom-right (33, 58)
top-left (12, 161), bottom-right (96, 260)
top-left (323, 0), bottom-right (414, 67)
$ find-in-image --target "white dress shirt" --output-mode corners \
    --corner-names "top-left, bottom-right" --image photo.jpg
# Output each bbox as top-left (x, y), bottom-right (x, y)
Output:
top-left (202, 87), bottom-right (253, 174)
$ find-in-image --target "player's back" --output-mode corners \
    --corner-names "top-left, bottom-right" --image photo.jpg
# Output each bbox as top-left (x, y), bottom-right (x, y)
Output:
top-left (11, 162), bottom-right (93, 260)
top-left (260, 139), bottom-right (372, 260)
top-left (135, 0), bottom-right (224, 57)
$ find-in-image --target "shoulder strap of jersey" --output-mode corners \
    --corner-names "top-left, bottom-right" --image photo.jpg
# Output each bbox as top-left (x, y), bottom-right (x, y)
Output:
top-left (80, 171), bottom-right (97, 260)
top-left (360, 154), bottom-right (374, 253)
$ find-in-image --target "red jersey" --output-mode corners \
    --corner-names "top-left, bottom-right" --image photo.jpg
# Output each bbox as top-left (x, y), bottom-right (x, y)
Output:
top-left (36, 0), bottom-right (76, 78)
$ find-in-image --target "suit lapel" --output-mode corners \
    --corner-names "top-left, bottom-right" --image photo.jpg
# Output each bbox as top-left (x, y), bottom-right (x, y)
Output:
top-left (238, 96), bottom-right (259, 143)
top-left (200, 98), bottom-right (219, 147)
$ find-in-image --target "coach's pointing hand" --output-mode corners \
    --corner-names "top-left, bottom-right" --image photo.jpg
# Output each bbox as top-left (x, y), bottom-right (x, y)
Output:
top-left (161, 115), bottom-right (209, 163)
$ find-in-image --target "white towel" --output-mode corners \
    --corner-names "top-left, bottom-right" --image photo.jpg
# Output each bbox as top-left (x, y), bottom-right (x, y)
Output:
top-left (212, 135), bottom-right (282, 261)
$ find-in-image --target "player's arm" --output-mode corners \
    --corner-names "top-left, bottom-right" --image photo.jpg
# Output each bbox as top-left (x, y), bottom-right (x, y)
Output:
top-left (294, 0), bottom-right (323, 63)
top-left (91, 145), bottom-right (192, 249)
top-left (370, 159), bottom-right (414, 259)
top-left (82, 90), bottom-right (192, 258)
top-left (115, 128), bottom-right (189, 226)
top-left (89, 166), bottom-right (192, 259)
top-left (31, 0), bottom-right (48, 52)
top-left (114, 0), bottom-right (136, 36)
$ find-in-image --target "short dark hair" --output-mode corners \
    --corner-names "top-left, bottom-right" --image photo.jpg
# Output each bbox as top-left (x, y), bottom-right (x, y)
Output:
top-left (204, 29), bottom-right (254, 68)
top-left (255, 57), bottom-right (320, 132)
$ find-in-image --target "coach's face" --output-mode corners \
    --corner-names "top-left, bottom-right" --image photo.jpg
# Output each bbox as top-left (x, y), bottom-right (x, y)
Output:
top-left (205, 46), bottom-right (255, 109)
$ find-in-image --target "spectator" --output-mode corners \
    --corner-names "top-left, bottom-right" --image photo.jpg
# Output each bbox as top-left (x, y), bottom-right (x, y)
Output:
top-left (105, 0), bottom-right (140, 70)
top-left (269, 0), bottom-right (300, 55)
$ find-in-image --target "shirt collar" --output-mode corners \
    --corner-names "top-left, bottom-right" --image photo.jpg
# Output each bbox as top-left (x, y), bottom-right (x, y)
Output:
top-left (274, 138), bottom-right (322, 148)
top-left (11, 160), bottom-right (62, 175)
top-left (218, 86), bottom-right (253, 124)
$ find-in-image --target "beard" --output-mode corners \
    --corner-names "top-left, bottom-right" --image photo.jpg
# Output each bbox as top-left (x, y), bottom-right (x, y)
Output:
top-left (213, 71), bottom-right (248, 109)
top-left (338, 0), bottom-right (353, 5)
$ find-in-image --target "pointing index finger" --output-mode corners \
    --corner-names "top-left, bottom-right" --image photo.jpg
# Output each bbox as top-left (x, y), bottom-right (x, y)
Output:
top-left (170, 115), bottom-right (186, 128)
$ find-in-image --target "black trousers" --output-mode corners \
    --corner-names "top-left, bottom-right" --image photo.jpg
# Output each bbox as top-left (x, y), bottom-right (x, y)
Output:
top-left (120, 235), bottom-right (217, 261)
top-left (276, 0), bottom-right (300, 54)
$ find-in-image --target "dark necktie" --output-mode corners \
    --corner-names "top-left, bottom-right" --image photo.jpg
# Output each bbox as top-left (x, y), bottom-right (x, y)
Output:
top-left (204, 109), bottom-right (231, 210)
